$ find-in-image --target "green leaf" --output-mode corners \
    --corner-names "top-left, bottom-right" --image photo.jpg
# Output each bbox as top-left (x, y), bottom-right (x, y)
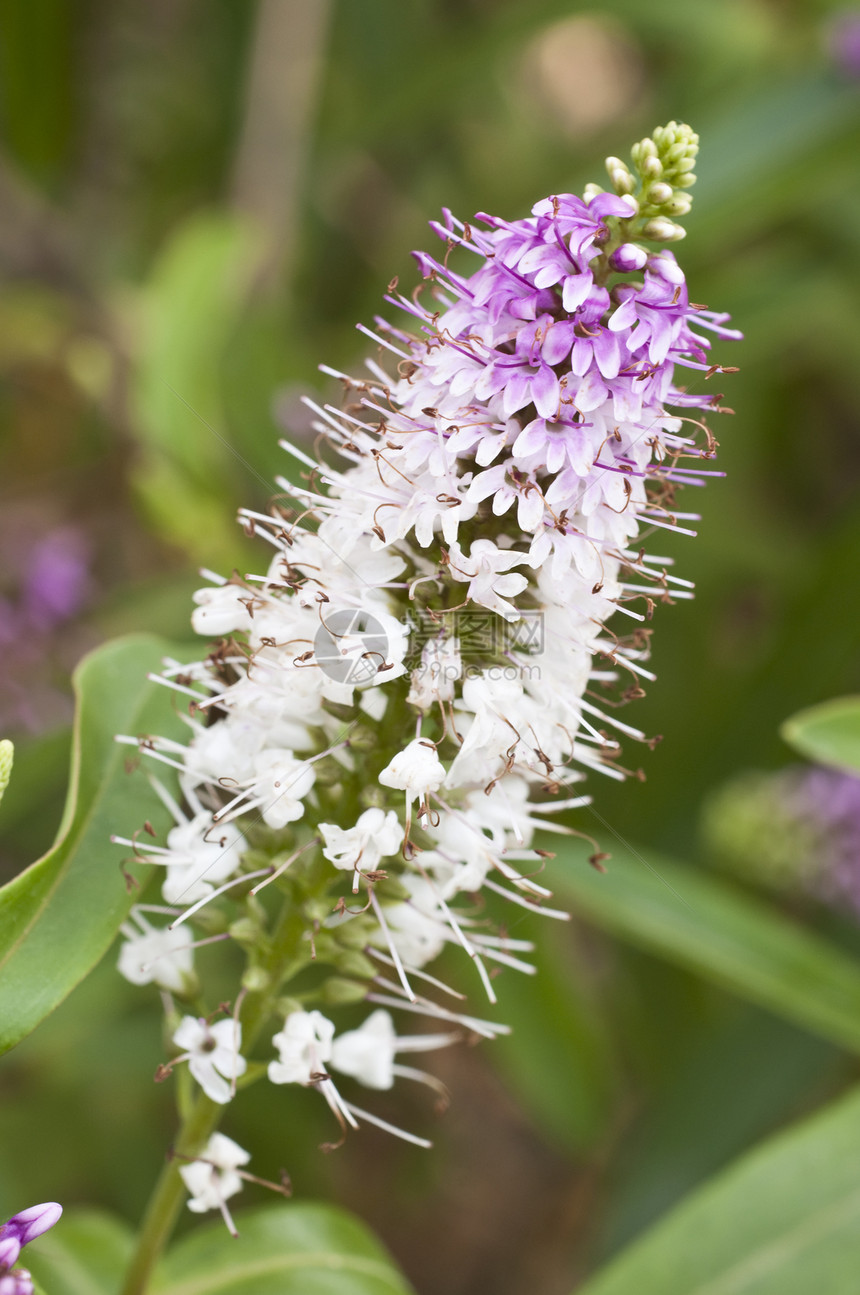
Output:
top-left (25, 1210), bottom-right (134, 1295)
top-left (130, 213), bottom-right (262, 564)
top-left (152, 1203), bottom-right (414, 1295)
top-left (780, 696), bottom-right (860, 774)
top-left (578, 1084), bottom-right (860, 1295)
top-left (0, 634), bottom-right (193, 1055)
top-left (549, 841), bottom-right (860, 1054)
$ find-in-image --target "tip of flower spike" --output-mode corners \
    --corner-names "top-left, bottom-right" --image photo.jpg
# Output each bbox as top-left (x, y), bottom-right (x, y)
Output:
top-left (601, 121), bottom-right (699, 246)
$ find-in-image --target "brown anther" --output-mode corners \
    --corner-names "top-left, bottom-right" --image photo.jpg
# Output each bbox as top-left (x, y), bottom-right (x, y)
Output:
top-left (120, 862), bottom-right (139, 893)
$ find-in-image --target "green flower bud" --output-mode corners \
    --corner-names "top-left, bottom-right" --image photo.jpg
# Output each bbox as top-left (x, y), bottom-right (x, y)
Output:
top-left (335, 949), bottom-right (377, 980)
top-left (662, 193), bottom-right (693, 216)
top-left (230, 916), bottom-right (265, 945)
top-left (646, 181), bottom-right (674, 205)
top-left (317, 976), bottom-right (368, 1006)
top-left (604, 155), bottom-right (634, 194)
top-left (632, 137), bottom-right (658, 163)
top-left (241, 965), bottom-right (271, 993)
top-left (332, 917), bottom-right (377, 948)
top-left (345, 725), bottom-right (379, 752)
top-left (641, 217), bottom-right (686, 241)
top-left (274, 995), bottom-right (304, 1018)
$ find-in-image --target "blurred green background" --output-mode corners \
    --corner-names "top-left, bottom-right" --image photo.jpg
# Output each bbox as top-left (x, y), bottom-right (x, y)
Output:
top-left (1, 2), bottom-right (859, 1292)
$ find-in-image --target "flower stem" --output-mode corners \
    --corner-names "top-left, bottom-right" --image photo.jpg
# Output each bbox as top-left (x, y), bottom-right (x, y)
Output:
top-left (119, 1092), bottom-right (222, 1295)
top-left (120, 883), bottom-right (316, 1295)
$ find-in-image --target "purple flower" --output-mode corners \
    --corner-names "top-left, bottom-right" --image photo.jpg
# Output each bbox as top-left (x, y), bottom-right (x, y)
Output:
top-left (0, 1203), bottom-right (62, 1293)
top-left (22, 529), bottom-right (92, 631)
top-left (609, 242), bottom-right (648, 273)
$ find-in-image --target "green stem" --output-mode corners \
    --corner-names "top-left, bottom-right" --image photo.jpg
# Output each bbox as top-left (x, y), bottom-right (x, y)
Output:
top-left (119, 1092), bottom-right (222, 1295)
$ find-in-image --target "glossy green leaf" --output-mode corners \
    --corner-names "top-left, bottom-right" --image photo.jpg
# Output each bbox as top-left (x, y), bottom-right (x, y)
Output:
top-left (578, 1084), bottom-right (860, 1295)
top-left (780, 696), bottom-right (860, 774)
top-left (0, 634), bottom-right (193, 1055)
top-left (152, 1203), bottom-right (414, 1295)
top-left (549, 841), bottom-right (860, 1054)
top-left (25, 1211), bottom-right (134, 1295)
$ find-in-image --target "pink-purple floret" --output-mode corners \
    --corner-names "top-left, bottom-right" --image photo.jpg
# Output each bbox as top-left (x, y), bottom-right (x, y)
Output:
top-left (395, 189), bottom-right (740, 444)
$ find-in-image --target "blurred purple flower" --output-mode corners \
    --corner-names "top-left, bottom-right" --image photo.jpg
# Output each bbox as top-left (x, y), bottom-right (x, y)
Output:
top-left (826, 10), bottom-right (860, 79)
top-left (704, 764), bottom-right (860, 918)
top-left (21, 528), bottom-right (92, 632)
top-left (0, 524), bottom-right (94, 732)
top-left (799, 766), bottom-right (860, 912)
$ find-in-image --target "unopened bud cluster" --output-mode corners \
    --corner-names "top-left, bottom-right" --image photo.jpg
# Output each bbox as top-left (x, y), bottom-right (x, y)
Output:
top-left (602, 120), bottom-right (699, 247)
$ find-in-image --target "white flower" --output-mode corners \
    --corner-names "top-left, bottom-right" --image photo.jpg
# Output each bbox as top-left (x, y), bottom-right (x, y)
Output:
top-left (252, 750), bottom-right (316, 829)
top-left (446, 538), bottom-right (529, 621)
top-left (330, 1010), bottom-right (397, 1089)
top-left (378, 739), bottom-right (445, 805)
top-left (407, 636), bottom-right (461, 710)
top-left (268, 1010), bottom-right (334, 1085)
top-left (173, 1017), bottom-right (247, 1104)
top-left (117, 911), bottom-right (194, 993)
top-left (330, 1008), bottom-right (458, 1091)
top-left (191, 583), bottom-right (254, 637)
top-left (161, 813), bottom-right (246, 905)
top-left (319, 808), bottom-right (402, 886)
top-left (382, 876), bottom-right (449, 967)
top-left (180, 1133), bottom-right (250, 1215)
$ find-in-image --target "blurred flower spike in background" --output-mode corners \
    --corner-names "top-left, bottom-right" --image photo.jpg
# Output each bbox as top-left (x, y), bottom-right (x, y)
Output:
top-left (826, 8), bottom-right (860, 77)
top-left (704, 764), bottom-right (860, 915)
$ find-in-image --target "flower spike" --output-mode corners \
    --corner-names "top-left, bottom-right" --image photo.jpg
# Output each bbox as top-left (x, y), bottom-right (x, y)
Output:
top-left (116, 123), bottom-right (739, 1177)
